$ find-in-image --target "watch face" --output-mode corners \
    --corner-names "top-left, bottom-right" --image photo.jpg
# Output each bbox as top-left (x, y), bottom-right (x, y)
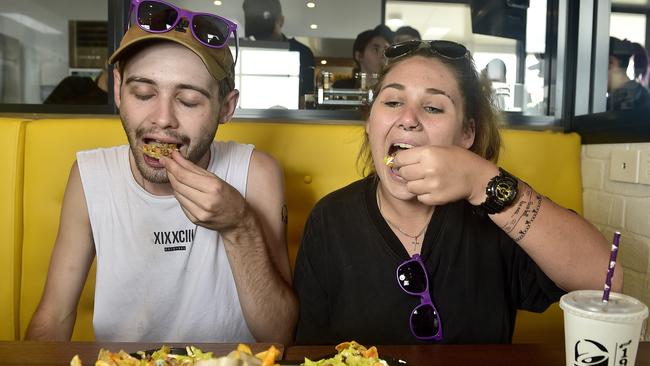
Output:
top-left (494, 179), bottom-right (517, 202)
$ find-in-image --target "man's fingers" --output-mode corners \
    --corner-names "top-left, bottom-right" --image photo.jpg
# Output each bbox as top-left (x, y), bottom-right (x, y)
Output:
top-left (168, 179), bottom-right (209, 223)
top-left (170, 150), bottom-right (207, 175)
top-left (162, 156), bottom-right (218, 194)
top-left (166, 167), bottom-right (214, 206)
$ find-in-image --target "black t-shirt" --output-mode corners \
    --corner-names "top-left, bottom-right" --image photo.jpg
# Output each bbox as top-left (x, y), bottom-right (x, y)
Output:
top-left (294, 176), bottom-right (565, 345)
top-left (607, 80), bottom-right (650, 110)
top-left (285, 35), bottom-right (315, 97)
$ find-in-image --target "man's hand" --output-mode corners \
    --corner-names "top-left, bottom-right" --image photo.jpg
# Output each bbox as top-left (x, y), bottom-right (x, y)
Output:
top-left (159, 150), bottom-right (247, 233)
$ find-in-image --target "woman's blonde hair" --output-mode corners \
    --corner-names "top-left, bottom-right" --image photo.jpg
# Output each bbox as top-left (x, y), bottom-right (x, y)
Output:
top-left (357, 45), bottom-right (503, 176)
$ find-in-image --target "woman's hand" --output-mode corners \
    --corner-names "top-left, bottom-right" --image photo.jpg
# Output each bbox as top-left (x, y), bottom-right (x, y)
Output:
top-left (392, 145), bottom-right (499, 206)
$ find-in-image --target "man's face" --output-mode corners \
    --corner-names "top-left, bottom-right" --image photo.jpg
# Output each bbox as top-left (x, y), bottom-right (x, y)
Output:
top-left (113, 42), bottom-right (228, 184)
top-left (357, 36), bottom-right (390, 75)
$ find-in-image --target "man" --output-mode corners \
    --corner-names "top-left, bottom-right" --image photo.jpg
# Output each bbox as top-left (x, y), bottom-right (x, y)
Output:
top-left (25, 5), bottom-right (297, 343)
top-left (242, 0), bottom-right (315, 100)
top-left (607, 36), bottom-right (650, 111)
top-left (393, 26), bottom-right (421, 44)
top-left (332, 26), bottom-right (391, 89)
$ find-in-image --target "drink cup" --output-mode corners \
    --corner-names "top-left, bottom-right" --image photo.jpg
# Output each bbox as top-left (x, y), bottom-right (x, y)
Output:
top-left (560, 290), bottom-right (648, 366)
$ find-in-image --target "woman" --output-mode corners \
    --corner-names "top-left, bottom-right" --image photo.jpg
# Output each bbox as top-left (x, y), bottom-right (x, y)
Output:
top-left (607, 36), bottom-right (650, 110)
top-left (294, 40), bottom-right (621, 345)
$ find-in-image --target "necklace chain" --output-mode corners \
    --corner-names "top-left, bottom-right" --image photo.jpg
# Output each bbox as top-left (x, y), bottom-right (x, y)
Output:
top-left (377, 189), bottom-right (430, 252)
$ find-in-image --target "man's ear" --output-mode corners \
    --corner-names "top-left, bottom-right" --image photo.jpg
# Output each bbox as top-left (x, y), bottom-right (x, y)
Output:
top-left (461, 118), bottom-right (476, 149)
top-left (113, 67), bottom-right (122, 108)
top-left (354, 50), bottom-right (363, 64)
top-left (278, 15), bottom-right (285, 29)
top-left (218, 89), bottom-right (240, 124)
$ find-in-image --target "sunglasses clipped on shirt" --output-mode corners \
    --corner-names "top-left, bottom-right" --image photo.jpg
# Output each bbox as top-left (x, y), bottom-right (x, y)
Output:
top-left (384, 40), bottom-right (470, 62)
top-left (396, 254), bottom-right (443, 341)
top-left (129, 0), bottom-right (239, 63)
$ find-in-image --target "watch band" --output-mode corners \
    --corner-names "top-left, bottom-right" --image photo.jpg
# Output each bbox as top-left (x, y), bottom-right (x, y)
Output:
top-left (474, 167), bottom-right (519, 216)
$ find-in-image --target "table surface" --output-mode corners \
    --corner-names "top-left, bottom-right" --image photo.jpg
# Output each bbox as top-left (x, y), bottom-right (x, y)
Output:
top-left (0, 341), bottom-right (648, 366)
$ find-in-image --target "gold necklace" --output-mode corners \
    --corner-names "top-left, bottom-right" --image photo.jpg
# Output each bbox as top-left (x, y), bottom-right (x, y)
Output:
top-left (376, 189), bottom-right (431, 252)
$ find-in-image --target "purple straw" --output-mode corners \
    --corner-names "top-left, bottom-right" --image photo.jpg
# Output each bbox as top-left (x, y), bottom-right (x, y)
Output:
top-left (602, 231), bottom-right (621, 303)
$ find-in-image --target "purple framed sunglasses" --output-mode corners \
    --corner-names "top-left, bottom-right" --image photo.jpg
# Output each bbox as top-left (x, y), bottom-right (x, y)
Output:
top-left (396, 254), bottom-right (443, 341)
top-left (129, 0), bottom-right (239, 63)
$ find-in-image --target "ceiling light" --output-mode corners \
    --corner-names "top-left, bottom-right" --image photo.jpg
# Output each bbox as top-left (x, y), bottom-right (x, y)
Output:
top-left (306, 2), bottom-right (316, 8)
top-left (310, 24), bottom-right (318, 29)
top-left (320, 60), bottom-right (327, 65)
top-left (213, 0), bottom-right (222, 5)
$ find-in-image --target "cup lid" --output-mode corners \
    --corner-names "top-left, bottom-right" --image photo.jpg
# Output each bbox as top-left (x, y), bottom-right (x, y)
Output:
top-left (560, 290), bottom-right (649, 322)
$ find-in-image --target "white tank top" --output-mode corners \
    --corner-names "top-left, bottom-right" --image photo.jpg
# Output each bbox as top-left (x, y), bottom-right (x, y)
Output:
top-left (77, 141), bottom-right (255, 342)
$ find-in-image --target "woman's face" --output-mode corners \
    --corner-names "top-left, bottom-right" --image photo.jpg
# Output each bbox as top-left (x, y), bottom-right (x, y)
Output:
top-left (366, 55), bottom-right (475, 198)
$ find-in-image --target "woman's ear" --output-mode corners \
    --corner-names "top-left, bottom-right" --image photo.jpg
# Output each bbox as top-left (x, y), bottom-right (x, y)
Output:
top-left (461, 118), bottom-right (476, 149)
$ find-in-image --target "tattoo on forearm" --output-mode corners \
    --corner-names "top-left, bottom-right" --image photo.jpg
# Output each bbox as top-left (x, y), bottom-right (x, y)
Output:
top-left (503, 186), bottom-right (531, 233)
top-left (502, 183), bottom-right (543, 241)
top-left (281, 204), bottom-right (288, 225)
top-left (514, 194), bottom-right (541, 241)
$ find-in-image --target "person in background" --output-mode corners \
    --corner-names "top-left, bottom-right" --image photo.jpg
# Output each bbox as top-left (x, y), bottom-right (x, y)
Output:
top-left (294, 40), bottom-right (620, 345)
top-left (631, 42), bottom-right (650, 88)
top-left (43, 67), bottom-right (108, 105)
top-left (481, 58), bottom-right (509, 110)
top-left (393, 25), bottom-right (422, 44)
top-left (607, 36), bottom-right (650, 110)
top-left (26, 0), bottom-right (296, 343)
top-left (333, 26), bottom-right (392, 89)
top-left (243, 0), bottom-right (315, 101)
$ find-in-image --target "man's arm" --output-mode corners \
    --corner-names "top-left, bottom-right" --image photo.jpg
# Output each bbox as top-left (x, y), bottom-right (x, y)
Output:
top-left (222, 150), bottom-right (297, 342)
top-left (161, 150), bottom-right (297, 343)
top-left (25, 162), bottom-right (95, 340)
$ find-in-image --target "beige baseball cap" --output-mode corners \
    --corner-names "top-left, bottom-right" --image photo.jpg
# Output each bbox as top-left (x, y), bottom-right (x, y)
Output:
top-left (109, 26), bottom-right (235, 89)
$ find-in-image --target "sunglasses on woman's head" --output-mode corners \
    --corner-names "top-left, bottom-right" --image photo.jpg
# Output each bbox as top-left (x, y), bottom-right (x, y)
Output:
top-left (396, 254), bottom-right (443, 341)
top-left (385, 40), bottom-right (469, 61)
top-left (129, 0), bottom-right (238, 63)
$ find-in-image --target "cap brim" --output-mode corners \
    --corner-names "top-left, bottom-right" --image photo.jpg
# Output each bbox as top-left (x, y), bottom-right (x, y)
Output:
top-left (109, 27), bottom-right (233, 88)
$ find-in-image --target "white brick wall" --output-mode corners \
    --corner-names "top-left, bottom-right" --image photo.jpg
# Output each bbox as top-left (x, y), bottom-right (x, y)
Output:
top-left (582, 143), bottom-right (650, 341)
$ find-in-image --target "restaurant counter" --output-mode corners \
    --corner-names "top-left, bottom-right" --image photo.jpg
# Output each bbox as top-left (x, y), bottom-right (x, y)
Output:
top-left (0, 341), bottom-right (648, 365)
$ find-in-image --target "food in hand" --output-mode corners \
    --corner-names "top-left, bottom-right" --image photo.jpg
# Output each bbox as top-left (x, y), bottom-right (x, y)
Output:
top-left (383, 155), bottom-right (395, 168)
top-left (69, 344), bottom-right (280, 366)
top-left (142, 142), bottom-right (179, 159)
top-left (384, 143), bottom-right (414, 168)
top-left (302, 341), bottom-right (387, 366)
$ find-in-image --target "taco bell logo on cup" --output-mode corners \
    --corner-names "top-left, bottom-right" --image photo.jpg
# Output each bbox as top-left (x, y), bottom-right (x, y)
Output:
top-left (573, 338), bottom-right (635, 366)
top-left (561, 290), bottom-right (648, 366)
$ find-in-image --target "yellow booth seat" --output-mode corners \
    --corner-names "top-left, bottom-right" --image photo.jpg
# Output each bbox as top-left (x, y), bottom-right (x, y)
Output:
top-left (17, 117), bottom-right (582, 344)
top-left (0, 118), bottom-right (26, 341)
top-left (20, 119), bottom-right (128, 341)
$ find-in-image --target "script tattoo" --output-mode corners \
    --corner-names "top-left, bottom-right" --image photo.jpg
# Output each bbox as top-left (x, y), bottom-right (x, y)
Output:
top-left (502, 185), bottom-right (532, 234)
top-left (281, 204), bottom-right (288, 225)
top-left (502, 183), bottom-right (543, 241)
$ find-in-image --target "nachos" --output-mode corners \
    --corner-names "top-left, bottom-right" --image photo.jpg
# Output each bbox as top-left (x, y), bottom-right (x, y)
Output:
top-left (142, 142), bottom-right (179, 159)
top-left (302, 341), bottom-right (387, 366)
top-left (384, 143), bottom-right (414, 168)
top-left (70, 344), bottom-right (280, 366)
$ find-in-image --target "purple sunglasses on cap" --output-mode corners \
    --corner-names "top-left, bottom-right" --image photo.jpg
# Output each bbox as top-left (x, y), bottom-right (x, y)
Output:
top-left (396, 254), bottom-right (443, 341)
top-left (129, 0), bottom-right (239, 63)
